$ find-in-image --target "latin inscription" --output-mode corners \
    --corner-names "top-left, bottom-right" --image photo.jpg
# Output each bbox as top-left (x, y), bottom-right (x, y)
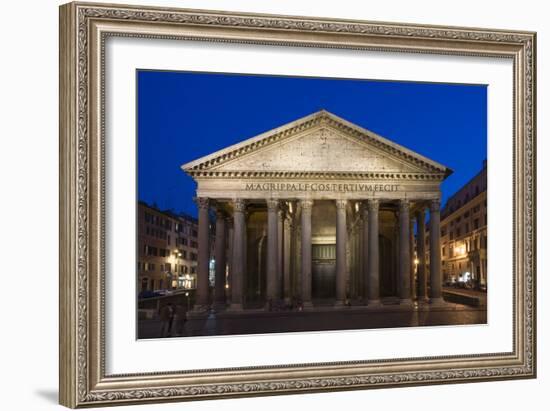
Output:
top-left (245, 182), bottom-right (399, 192)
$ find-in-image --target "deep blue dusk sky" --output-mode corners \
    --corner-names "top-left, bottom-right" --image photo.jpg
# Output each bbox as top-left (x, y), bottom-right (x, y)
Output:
top-left (137, 70), bottom-right (487, 217)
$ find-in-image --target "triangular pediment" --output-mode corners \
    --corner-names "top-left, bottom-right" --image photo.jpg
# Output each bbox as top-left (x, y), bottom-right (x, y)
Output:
top-left (182, 110), bottom-right (451, 179)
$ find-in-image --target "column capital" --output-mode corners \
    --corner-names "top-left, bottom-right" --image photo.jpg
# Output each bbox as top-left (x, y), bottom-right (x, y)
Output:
top-left (299, 199), bottom-right (314, 211)
top-left (335, 199), bottom-right (347, 210)
top-left (360, 201), bottom-right (369, 217)
top-left (430, 200), bottom-right (441, 212)
top-left (215, 207), bottom-right (226, 219)
top-left (399, 199), bottom-right (410, 212)
top-left (195, 197), bottom-right (210, 210)
top-left (233, 198), bottom-right (247, 213)
top-left (266, 198), bottom-right (279, 211)
top-left (367, 198), bottom-right (379, 212)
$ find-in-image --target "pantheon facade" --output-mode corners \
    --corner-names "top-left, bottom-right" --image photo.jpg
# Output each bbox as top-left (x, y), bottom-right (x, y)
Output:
top-left (182, 110), bottom-right (452, 312)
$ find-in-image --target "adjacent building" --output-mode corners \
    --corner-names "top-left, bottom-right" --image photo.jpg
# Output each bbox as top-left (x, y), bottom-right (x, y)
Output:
top-left (438, 161), bottom-right (488, 288)
top-left (137, 201), bottom-right (202, 293)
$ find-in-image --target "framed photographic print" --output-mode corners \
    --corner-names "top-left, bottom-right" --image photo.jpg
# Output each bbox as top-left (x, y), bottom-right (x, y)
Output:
top-left (59, 1), bottom-right (537, 408)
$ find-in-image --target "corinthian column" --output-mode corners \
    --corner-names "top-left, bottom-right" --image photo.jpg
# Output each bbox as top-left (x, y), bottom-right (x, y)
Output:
top-left (367, 199), bottom-right (381, 306)
top-left (194, 197), bottom-right (210, 311)
top-left (266, 199), bottom-right (279, 307)
top-left (399, 200), bottom-right (413, 306)
top-left (300, 199), bottom-right (313, 308)
top-left (335, 199), bottom-right (347, 307)
top-left (213, 208), bottom-right (227, 310)
top-left (361, 203), bottom-right (369, 304)
top-left (228, 199), bottom-right (246, 311)
top-left (283, 216), bottom-right (292, 305)
top-left (429, 200), bottom-right (445, 306)
top-left (416, 208), bottom-right (428, 302)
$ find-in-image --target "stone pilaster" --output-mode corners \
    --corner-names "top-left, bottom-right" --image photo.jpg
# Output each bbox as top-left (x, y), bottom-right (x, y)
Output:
top-left (416, 208), bottom-right (428, 301)
top-left (194, 197), bottom-right (210, 311)
top-left (361, 203), bottom-right (369, 303)
top-left (228, 199), bottom-right (246, 311)
top-left (399, 200), bottom-right (413, 305)
top-left (283, 215), bottom-right (292, 304)
top-left (300, 199), bottom-right (313, 308)
top-left (266, 199), bottom-right (279, 307)
top-left (213, 208), bottom-right (227, 310)
top-left (367, 199), bottom-right (381, 305)
top-left (429, 200), bottom-right (445, 305)
top-left (335, 199), bottom-right (347, 307)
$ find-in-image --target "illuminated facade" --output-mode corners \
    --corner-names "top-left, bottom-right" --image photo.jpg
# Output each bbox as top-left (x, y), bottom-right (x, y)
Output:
top-left (181, 110), bottom-right (453, 312)
top-left (137, 201), bottom-right (202, 292)
top-left (438, 161), bottom-right (487, 287)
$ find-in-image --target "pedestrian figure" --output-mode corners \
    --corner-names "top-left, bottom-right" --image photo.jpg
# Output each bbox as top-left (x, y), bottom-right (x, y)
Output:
top-left (159, 303), bottom-right (174, 337)
top-left (174, 303), bottom-right (187, 336)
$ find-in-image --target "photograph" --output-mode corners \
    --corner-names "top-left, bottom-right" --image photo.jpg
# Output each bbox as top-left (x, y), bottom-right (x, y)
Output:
top-left (135, 71), bottom-right (489, 339)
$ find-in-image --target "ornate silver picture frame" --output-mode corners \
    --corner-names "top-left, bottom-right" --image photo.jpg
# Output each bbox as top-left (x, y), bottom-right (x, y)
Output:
top-left (59, 1), bottom-right (536, 408)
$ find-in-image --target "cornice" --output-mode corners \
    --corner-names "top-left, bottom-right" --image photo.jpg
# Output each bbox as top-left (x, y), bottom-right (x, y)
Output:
top-left (188, 170), bottom-right (446, 181)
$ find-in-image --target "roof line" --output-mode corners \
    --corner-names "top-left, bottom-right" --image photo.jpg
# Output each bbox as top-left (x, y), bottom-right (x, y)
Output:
top-left (180, 109), bottom-right (452, 175)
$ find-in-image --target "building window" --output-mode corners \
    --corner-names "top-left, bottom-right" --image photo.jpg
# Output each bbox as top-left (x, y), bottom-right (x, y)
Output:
top-left (464, 223), bottom-right (469, 233)
top-left (144, 245), bottom-right (158, 256)
top-left (474, 218), bottom-right (479, 229)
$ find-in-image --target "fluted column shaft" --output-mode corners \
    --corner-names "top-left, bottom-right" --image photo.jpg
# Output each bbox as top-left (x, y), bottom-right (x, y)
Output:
top-left (429, 200), bottom-right (444, 304)
top-left (226, 221), bottom-right (234, 304)
top-left (277, 208), bottom-right (284, 299)
top-left (409, 217), bottom-right (416, 300)
top-left (367, 199), bottom-right (380, 304)
top-left (300, 200), bottom-right (313, 307)
top-left (266, 199), bottom-right (279, 304)
top-left (416, 208), bottom-right (427, 301)
top-left (213, 209), bottom-right (227, 308)
top-left (229, 199), bottom-right (246, 310)
top-left (361, 203), bottom-right (369, 303)
top-left (195, 197), bottom-right (210, 309)
top-left (335, 199), bottom-right (347, 306)
top-left (283, 216), bottom-right (292, 304)
top-left (399, 200), bottom-right (412, 304)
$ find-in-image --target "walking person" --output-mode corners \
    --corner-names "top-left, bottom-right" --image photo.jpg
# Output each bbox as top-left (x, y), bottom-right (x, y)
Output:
top-left (159, 303), bottom-right (174, 337)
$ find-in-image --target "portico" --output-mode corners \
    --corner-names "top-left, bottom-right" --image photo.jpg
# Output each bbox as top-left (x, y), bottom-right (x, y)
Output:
top-left (182, 110), bottom-right (452, 312)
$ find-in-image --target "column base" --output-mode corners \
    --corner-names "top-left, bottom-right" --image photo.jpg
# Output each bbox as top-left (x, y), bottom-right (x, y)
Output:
top-left (212, 301), bottom-right (226, 312)
top-left (226, 303), bottom-right (244, 312)
top-left (302, 301), bottom-right (314, 311)
top-left (187, 305), bottom-right (209, 319)
top-left (429, 297), bottom-right (446, 307)
top-left (367, 299), bottom-right (382, 307)
top-left (416, 295), bottom-right (429, 303)
top-left (333, 300), bottom-right (346, 309)
top-left (399, 298), bottom-right (414, 308)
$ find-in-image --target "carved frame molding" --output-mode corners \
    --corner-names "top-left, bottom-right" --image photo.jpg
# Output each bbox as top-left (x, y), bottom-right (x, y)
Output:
top-left (59, 2), bottom-right (536, 408)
